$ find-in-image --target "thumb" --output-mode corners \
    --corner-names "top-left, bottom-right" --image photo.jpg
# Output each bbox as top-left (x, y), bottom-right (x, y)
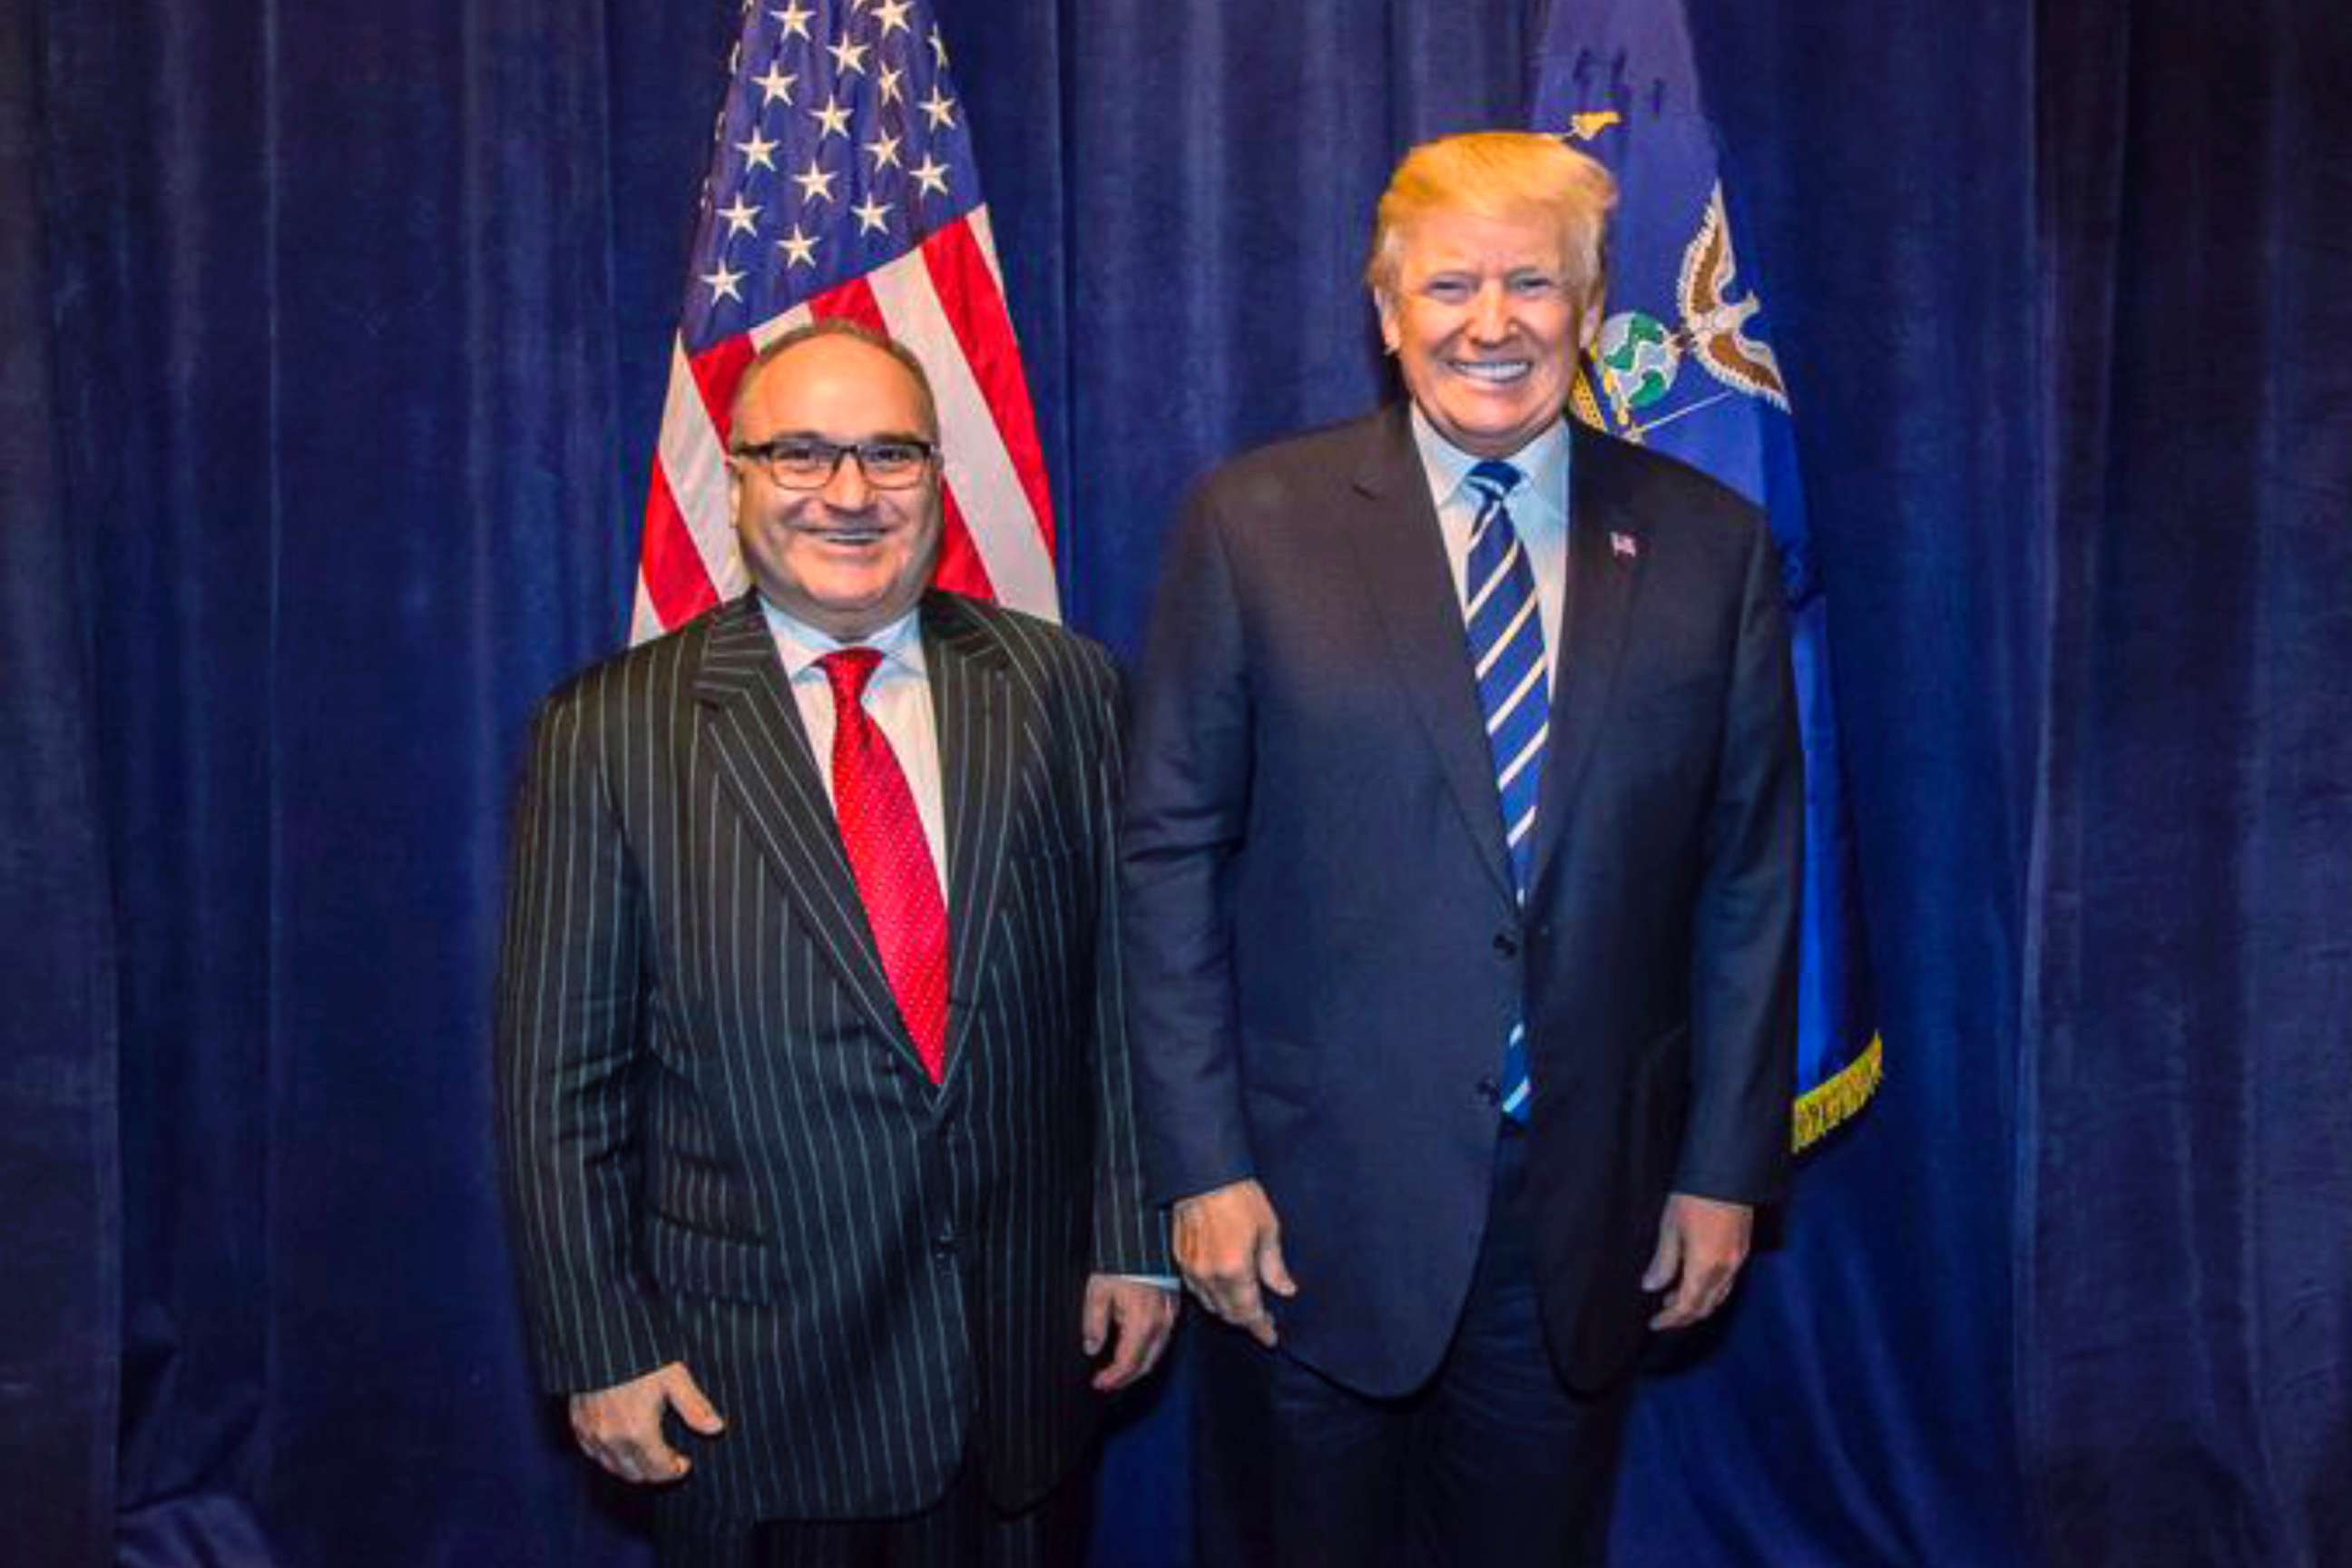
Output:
top-left (1259, 1232), bottom-right (1298, 1299)
top-left (1642, 1214), bottom-right (1681, 1293)
top-left (664, 1366), bottom-right (727, 1435)
top-left (1082, 1282), bottom-right (1112, 1356)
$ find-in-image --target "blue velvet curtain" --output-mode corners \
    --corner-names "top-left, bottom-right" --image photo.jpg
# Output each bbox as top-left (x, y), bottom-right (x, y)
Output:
top-left (2027, 3), bottom-right (2352, 1563)
top-left (6, 0), bottom-right (2347, 1563)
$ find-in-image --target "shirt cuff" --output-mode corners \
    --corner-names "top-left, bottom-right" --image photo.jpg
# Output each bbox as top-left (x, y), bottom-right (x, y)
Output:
top-left (1113, 1274), bottom-right (1181, 1291)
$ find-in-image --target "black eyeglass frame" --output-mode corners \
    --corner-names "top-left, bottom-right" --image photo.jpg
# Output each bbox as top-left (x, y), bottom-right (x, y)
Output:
top-left (728, 436), bottom-right (941, 491)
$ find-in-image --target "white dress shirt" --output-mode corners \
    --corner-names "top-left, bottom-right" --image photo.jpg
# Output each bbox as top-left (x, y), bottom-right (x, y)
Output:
top-left (761, 593), bottom-right (1175, 1292)
top-left (1408, 406), bottom-right (1572, 681)
top-left (760, 597), bottom-right (949, 904)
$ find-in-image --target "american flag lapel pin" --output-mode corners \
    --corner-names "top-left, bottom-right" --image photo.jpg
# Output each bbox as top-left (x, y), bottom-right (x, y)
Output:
top-left (1611, 531), bottom-right (1640, 561)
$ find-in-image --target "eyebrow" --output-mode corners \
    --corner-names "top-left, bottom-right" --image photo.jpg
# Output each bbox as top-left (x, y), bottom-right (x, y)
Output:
top-left (740, 427), bottom-right (935, 446)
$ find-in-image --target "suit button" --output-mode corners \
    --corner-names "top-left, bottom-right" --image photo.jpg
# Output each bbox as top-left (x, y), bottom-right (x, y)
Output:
top-left (1475, 1075), bottom-right (1499, 1104)
top-left (1494, 932), bottom-right (1520, 958)
top-left (933, 1230), bottom-right (956, 1258)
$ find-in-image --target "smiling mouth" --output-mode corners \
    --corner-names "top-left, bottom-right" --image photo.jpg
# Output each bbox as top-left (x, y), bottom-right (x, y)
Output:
top-left (1450, 359), bottom-right (1532, 384)
top-left (801, 524), bottom-right (889, 545)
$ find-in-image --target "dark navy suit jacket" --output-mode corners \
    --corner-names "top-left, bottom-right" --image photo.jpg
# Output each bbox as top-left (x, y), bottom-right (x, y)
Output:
top-left (1121, 407), bottom-right (1800, 1396)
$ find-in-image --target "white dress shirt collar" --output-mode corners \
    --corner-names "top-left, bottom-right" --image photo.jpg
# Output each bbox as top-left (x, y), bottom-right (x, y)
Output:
top-left (1407, 407), bottom-right (1573, 683)
top-left (1406, 405), bottom-right (1572, 519)
top-left (757, 596), bottom-right (928, 683)
top-left (755, 594), bottom-right (948, 901)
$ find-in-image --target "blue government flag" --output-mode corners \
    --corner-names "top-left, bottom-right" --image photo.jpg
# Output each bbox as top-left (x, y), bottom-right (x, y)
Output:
top-left (1533, 0), bottom-right (1881, 1147)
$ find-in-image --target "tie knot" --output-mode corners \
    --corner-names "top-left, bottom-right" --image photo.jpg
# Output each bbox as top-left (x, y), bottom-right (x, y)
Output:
top-left (1467, 459), bottom-right (1523, 502)
top-left (818, 647), bottom-right (883, 706)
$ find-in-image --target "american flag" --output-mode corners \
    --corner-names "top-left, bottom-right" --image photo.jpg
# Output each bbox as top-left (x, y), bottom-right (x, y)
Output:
top-left (632, 0), bottom-right (1058, 642)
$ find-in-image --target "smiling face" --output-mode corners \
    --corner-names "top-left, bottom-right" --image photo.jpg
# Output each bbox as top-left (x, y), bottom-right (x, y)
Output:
top-left (728, 332), bottom-right (943, 640)
top-left (1376, 204), bottom-right (1599, 460)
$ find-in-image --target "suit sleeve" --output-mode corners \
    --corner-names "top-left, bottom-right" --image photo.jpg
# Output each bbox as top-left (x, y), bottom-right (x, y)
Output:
top-left (1082, 656), bottom-right (1174, 1276)
top-left (494, 684), bottom-right (677, 1394)
top-left (1674, 518), bottom-right (1804, 1203)
top-left (1119, 488), bottom-right (1259, 1205)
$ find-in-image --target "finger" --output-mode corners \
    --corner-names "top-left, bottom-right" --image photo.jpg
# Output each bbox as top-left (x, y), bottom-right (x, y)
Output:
top-left (663, 1367), bottom-right (727, 1436)
top-left (1651, 1262), bottom-right (1719, 1329)
top-left (1691, 1258), bottom-right (1744, 1320)
top-left (1101, 1306), bottom-right (1174, 1389)
top-left (1133, 1299), bottom-right (1176, 1376)
top-left (1207, 1265), bottom-right (1276, 1347)
top-left (1642, 1220), bottom-right (1681, 1293)
top-left (1081, 1283), bottom-right (1112, 1357)
top-left (1259, 1235), bottom-right (1298, 1299)
top-left (1091, 1305), bottom-right (1152, 1392)
top-left (1212, 1272), bottom-right (1266, 1333)
top-left (1649, 1287), bottom-right (1699, 1330)
top-left (1178, 1260), bottom-right (1235, 1319)
top-left (573, 1410), bottom-right (637, 1479)
top-left (612, 1420), bottom-right (691, 1482)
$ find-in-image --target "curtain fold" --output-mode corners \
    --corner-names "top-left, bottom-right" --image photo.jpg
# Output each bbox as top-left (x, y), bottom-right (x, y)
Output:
top-left (2025, 2), bottom-right (2352, 1562)
top-left (32, 0), bottom-right (723, 1560)
top-left (1, 5), bottom-right (120, 1563)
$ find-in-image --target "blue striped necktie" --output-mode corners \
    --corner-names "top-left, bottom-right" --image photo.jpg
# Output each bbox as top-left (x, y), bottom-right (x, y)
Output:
top-left (1462, 458), bottom-right (1546, 1122)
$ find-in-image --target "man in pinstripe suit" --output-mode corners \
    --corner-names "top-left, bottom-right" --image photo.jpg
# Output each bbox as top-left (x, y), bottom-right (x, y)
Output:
top-left (497, 320), bottom-right (1174, 1566)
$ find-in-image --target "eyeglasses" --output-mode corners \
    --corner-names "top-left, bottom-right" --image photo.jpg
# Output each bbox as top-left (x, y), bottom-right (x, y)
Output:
top-left (729, 435), bottom-right (939, 491)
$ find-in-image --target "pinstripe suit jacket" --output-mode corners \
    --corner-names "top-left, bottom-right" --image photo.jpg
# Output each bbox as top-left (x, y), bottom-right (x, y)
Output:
top-left (496, 589), bottom-right (1166, 1531)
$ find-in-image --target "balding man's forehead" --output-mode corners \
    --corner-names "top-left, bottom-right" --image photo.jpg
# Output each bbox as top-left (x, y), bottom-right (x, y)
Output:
top-left (733, 329), bottom-right (936, 436)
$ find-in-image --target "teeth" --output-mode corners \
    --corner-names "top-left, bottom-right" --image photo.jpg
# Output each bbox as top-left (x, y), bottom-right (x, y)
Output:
top-left (1453, 360), bottom-right (1530, 383)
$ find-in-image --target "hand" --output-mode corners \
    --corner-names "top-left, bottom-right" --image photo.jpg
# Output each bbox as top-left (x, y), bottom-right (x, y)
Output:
top-left (1643, 1193), bottom-right (1754, 1330)
top-left (1171, 1179), bottom-right (1296, 1348)
top-left (568, 1361), bottom-right (725, 1484)
top-left (1082, 1275), bottom-right (1179, 1391)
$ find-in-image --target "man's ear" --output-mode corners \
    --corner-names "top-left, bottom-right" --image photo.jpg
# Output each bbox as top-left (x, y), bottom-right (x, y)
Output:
top-left (1575, 278), bottom-right (1607, 350)
top-left (1374, 289), bottom-right (1401, 356)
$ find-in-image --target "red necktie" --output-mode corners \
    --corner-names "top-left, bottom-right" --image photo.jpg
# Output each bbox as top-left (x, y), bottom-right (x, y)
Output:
top-left (818, 649), bottom-right (950, 1083)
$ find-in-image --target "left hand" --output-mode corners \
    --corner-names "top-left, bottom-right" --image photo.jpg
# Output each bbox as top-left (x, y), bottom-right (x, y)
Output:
top-left (1642, 1192), bottom-right (1754, 1330)
top-left (1081, 1275), bottom-right (1179, 1392)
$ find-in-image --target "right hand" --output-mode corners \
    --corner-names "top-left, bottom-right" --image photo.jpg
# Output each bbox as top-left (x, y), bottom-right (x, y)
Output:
top-left (1171, 1178), bottom-right (1297, 1348)
top-left (568, 1361), bottom-right (725, 1484)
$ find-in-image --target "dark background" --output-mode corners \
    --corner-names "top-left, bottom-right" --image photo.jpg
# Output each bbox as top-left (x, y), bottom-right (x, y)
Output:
top-left (5, 0), bottom-right (2347, 1563)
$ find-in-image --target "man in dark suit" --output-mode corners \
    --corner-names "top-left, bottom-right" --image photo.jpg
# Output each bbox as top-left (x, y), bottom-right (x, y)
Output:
top-left (497, 319), bottom-right (1173, 1567)
top-left (1122, 132), bottom-right (1802, 1563)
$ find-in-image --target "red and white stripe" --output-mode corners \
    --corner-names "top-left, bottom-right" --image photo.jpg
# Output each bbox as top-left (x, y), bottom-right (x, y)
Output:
top-left (632, 208), bottom-right (1057, 644)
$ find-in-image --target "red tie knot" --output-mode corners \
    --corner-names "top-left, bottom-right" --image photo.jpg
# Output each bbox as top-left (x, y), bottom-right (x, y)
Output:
top-left (818, 646), bottom-right (884, 707)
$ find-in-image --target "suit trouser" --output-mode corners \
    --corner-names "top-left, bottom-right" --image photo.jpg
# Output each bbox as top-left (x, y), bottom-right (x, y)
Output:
top-left (1194, 1123), bottom-right (1632, 1567)
top-left (653, 1457), bottom-right (1089, 1568)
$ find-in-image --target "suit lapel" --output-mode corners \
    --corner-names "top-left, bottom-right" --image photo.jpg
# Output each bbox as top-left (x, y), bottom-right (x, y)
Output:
top-left (921, 592), bottom-right (1015, 1088)
top-left (1527, 426), bottom-right (1646, 897)
top-left (693, 593), bottom-right (926, 1073)
top-left (1348, 407), bottom-right (1516, 904)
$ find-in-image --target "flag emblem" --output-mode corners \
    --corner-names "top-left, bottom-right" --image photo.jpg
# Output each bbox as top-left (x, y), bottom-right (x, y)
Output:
top-left (631, 0), bottom-right (1058, 643)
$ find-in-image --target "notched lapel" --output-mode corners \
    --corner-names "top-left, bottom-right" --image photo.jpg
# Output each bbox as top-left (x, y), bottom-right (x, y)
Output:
top-left (692, 593), bottom-right (926, 1073)
top-left (1349, 409), bottom-right (1516, 904)
top-left (923, 593), bottom-right (1015, 1087)
top-left (1528, 432), bottom-right (1647, 894)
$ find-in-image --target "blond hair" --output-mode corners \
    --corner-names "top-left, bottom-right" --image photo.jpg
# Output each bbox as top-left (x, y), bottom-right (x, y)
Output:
top-left (1365, 132), bottom-right (1617, 300)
